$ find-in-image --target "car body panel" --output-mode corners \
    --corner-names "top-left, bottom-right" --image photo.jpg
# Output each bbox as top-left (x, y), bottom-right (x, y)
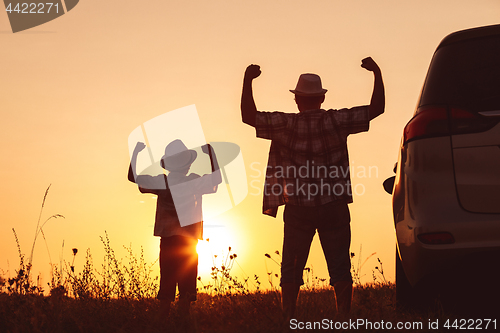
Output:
top-left (453, 145), bottom-right (500, 213)
top-left (392, 24), bottom-right (500, 287)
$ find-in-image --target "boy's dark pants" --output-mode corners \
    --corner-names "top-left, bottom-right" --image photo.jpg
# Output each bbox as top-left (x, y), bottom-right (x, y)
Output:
top-left (157, 235), bottom-right (198, 302)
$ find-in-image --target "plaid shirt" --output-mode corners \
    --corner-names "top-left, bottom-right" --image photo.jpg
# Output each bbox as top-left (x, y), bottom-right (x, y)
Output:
top-left (255, 106), bottom-right (370, 217)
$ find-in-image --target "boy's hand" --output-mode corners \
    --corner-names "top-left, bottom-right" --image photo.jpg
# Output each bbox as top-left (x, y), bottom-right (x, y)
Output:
top-left (244, 64), bottom-right (261, 81)
top-left (361, 57), bottom-right (380, 73)
top-left (201, 144), bottom-right (212, 155)
top-left (134, 142), bottom-right (146, 153)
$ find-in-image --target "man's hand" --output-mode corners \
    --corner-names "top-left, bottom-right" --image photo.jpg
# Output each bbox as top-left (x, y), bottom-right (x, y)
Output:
top-left (244, 64), bottom-right (261, 81)
top-left (361, 57), bottom-right (380, 73)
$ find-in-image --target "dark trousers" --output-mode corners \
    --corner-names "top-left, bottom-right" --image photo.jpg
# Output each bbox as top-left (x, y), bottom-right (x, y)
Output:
top-left (281, 200), bottom-right (352, 286)
top-left (157, 235), bottom-right (198, 302)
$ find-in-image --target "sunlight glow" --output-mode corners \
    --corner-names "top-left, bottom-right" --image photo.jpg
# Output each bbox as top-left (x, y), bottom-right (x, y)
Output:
top-left (196, 224), bottom-right (235, 277)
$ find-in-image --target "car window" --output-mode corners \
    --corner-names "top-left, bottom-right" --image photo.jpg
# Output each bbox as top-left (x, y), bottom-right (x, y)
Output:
top-left (420, 35), bottom-right (500, 113)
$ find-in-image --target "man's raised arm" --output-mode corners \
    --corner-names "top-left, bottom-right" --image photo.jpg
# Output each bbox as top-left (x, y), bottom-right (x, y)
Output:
top-left (241, 64), bottom-right (261, 127)
top-left (361, 57), bottom-right (385, 120)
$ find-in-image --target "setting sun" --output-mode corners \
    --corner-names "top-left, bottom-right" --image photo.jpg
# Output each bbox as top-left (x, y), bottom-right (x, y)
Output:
top-left (196, 223), bottom-right (236, 277)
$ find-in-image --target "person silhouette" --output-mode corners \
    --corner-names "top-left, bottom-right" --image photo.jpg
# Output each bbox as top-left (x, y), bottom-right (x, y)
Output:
top-left (241, 58), bottom-right (384, 319)
top-left (128, 139), bottom-right (221, 319)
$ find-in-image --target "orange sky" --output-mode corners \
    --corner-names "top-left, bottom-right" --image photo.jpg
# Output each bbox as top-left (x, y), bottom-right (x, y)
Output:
top-left (1, 0), bottom-right (499, 291)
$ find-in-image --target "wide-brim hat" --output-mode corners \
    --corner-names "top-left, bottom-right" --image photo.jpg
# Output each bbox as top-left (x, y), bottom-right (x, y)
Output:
top-left (161, 139), bottom-right (197, 171)
top-left (289, 73), bottom-right (327, 96)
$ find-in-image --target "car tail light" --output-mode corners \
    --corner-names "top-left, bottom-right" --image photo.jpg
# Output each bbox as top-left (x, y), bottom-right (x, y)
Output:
top-left (403, 107), bottom-right (449, 144)
top-left (449, 108), bottom-right (498, 134)
top-left (403, 106), bottom-right (498, 144)
top-left (418, 232), bottom-right (455, 245)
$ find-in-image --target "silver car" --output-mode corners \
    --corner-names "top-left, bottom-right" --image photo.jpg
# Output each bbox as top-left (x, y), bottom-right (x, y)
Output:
top-left (385, 24), bottom-right (500, 315)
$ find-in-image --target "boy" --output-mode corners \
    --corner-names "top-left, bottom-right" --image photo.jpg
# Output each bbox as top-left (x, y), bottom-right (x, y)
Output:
top-left (128, 139), bottom-right (221, 317)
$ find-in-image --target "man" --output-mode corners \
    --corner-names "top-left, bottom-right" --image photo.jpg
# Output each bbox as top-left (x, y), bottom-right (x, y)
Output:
top-left (240, 58), bottom-right (384, 318)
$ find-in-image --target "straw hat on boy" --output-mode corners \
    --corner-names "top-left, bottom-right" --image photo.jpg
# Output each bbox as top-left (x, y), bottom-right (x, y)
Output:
top-left (161, 139), bottom-right (197, 171)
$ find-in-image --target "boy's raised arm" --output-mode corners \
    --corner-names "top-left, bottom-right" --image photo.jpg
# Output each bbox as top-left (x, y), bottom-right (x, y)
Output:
top-left (128, 142), bottom-right (146, 183)
top-left (202, 144), bottom-right (222, 186)
top-left (241, 64), bottom-right (261, 127)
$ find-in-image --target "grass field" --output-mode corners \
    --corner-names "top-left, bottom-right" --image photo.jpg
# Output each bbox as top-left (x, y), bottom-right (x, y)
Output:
top-left (1, 282), bottom-right (457, 333)
top-left (0, 230), bottom-right (487, 333)
top-left (1, 188), bottom-right (497, 332)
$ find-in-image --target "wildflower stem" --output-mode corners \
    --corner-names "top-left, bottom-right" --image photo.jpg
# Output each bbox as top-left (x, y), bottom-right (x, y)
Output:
top-left (28, 185), bottom-right (51, 275)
